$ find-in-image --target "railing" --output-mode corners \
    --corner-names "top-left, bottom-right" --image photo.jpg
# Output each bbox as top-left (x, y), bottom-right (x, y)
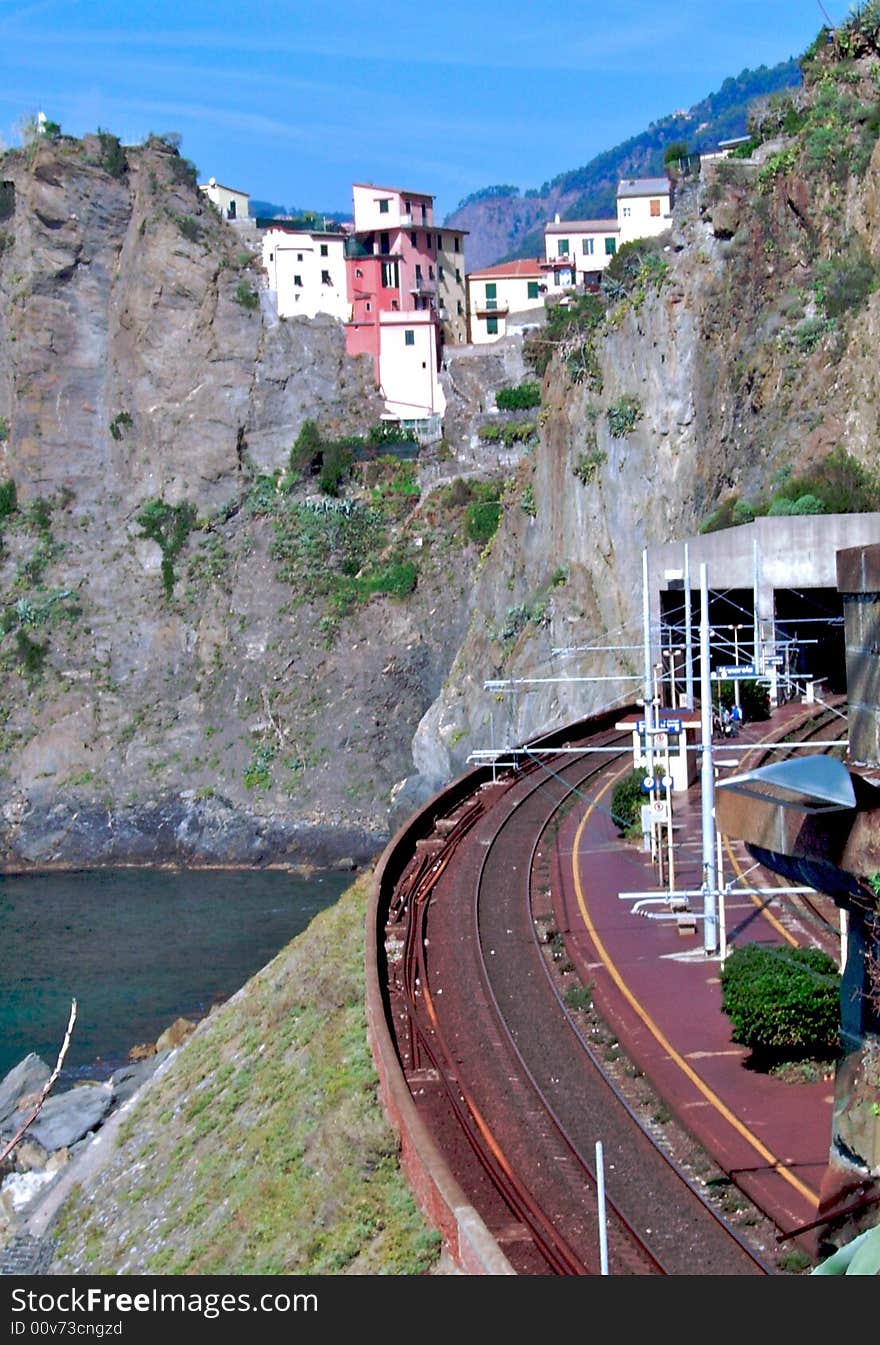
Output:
top-left (474, 300), bottom-right (509, 316)
top-left (411, 278), bottom-right (436, 295)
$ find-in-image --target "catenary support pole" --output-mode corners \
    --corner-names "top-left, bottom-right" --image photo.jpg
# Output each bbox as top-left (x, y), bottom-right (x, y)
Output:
top-left (700, 563), bottom-right (718, 955)
top-left (596, 1141), bottom-right (609, 1275)
top-left (684, 541), bottom-right (694, 710)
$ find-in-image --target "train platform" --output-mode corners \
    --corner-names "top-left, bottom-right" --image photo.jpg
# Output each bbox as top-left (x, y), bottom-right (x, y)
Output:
top-left (549, 699), bottom-right (842, 1263)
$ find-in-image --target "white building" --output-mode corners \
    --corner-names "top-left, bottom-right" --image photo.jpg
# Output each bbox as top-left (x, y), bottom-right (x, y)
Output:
top-left (616, 177), bottom-right (672, 247)
top-left (199, 178), bottom-right (250, 222)
top-left (262, 226), bottom-right (349, 321)
top-left (542, 216), bottom-right (620, 291)
top-left (377, 310), bottom-right (445, 429)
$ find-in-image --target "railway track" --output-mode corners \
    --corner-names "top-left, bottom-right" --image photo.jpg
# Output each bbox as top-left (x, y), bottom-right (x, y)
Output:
top-left (383, 723), bottom-right (774, 1275)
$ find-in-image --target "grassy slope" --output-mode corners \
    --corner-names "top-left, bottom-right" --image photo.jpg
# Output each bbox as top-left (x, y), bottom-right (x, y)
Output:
top-left (48, 874), bottom-right (442, 1275)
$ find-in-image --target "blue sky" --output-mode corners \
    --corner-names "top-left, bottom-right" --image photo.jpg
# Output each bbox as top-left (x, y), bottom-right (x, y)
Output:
top-left (0, 1), bottom-right (843, 221)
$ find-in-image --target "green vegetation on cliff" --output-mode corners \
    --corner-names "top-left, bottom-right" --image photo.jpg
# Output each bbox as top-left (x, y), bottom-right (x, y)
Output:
top-left (48, 874), bottom-right (442, 1275)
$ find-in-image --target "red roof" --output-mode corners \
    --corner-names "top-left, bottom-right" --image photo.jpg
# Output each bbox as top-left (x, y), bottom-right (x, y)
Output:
top-left (467, 258), bottom-right (543, 281)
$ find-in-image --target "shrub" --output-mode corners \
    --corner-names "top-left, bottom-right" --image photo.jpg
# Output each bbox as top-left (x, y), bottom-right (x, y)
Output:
top-left (136, 497), bottom-right (198, 596)
top-left (814, 241), bottom-right (878, 318)
top-left (96, 129), bottom-right (127, 178)
top-left (573, 447), bottom-right (606, 485)
top-left (318, 440), bottom-right (354, 496)
top-left (465, 499), bottom-right (501, 545)
top-left (719, 943), bottom-right (841, 1059)
top-left (496, 382), bottom-right (541, 412)
top-left (477, 424), bottom-right (502, 442)
top-left (109, 411), bottom-right (133, 441)
top-left (0, 479), bottom-right (17, 520)
top-left (290, 419), bottom-right (323, 474)
top-left (234, 280), bottom-right (259, 310)
top-left (610, 769), bottom-right (649, 834)
top-left (606, 395), bottom-right (642, 439)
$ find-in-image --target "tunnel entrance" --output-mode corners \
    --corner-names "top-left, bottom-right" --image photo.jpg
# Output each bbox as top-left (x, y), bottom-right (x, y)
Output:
top-left (658, 584), bottom-right (846, 703)
top-left (773, 587), bottom-right (846, 695)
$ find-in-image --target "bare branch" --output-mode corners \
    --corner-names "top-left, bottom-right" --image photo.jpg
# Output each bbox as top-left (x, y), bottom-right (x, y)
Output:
top-left (0, 998), bottom-right (77, 1166)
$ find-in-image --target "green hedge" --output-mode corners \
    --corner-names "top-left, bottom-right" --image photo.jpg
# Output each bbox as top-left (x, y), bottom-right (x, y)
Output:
top-left (719, 943), bottom-right (841, 1058)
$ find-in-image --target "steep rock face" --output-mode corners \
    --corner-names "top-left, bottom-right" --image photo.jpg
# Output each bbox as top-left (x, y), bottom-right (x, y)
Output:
top-left (0, 137), bottom-right (481, 867)
top-left (410, 128), bottom-right (880, 787)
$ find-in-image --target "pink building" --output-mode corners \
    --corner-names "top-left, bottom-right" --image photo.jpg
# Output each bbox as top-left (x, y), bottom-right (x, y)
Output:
top-left (344, 183), bottom-right (445, 430)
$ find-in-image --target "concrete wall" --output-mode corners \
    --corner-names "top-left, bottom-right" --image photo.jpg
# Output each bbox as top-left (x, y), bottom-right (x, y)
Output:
top-left (649, 515), bottom-right (880, 674)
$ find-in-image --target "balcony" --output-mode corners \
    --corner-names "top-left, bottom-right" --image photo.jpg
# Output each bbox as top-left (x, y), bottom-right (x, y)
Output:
top-left (540, 255), bottom-right (574, 270)
top-left (473, 300), bottom-right (509, 317)
top-left (410, 277), bottom-right (435, 296)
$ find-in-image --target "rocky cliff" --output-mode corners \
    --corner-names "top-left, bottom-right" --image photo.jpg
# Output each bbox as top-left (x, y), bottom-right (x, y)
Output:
top-left (0, 133), bottom-right (487, 867)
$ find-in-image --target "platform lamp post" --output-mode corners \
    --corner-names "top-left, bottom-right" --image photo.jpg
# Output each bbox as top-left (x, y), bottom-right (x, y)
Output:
top-left (699, 562), bottom-right (719, 955)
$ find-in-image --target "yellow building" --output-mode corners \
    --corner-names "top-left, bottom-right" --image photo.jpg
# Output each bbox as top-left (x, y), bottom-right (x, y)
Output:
top-left (466, 258), bottom-right (544, 345)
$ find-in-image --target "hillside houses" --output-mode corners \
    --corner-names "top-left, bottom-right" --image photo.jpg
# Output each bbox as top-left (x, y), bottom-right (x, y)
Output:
top-left (212, 167), bottom-right (676, 426)
top-left (467, 174), bottom-right (674, 344)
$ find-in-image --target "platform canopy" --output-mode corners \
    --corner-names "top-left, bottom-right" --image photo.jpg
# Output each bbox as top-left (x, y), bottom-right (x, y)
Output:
top-left (717, 755), bottom-right (856, 811)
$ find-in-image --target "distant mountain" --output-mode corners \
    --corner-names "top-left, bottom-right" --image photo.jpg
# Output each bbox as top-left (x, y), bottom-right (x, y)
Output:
top-left (250, 201), bottom-right (352, 227)
top-left (445, 58), bottom-right (803, 272)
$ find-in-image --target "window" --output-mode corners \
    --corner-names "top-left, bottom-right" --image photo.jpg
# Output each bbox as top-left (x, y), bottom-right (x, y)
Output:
top-left (380, 231), bottom-right (390, 253)
top-left (485, 282), bottom-right (496, 299)
top-left (365, 301), bottom-right (371, 312)
top-left (428, 265), bottom-right (434, 279)
top-left (411, 231), bottom-right (417, 247)
top-left (379, 198), bottom-right (389, 213)
top-left (650, 199), bottom-right (661, 217)
top-left (457, 300), bottom-right (463, 315)
top-left (421, 204), bottom-right (427, 223)
top-left (558, 238), bottom-right (569, 255)
top-left (381, 260), bottom-right (399, 288)
top-left (355, 267), bottom-right (363, 278)
top-left (582, 238), bottom-right (594, 255)
top-left (320, 243), bottom-right (328, 256)
top-left (415, 264), bottom-right (423, 283)
top-left (605, 238), bottom-right (616, 255)
top-left (438, 264), bottom-right (444, 281)
top-left (405, 200), bottom-right (411, 213)
top-left (454, 237), bottom-right (460, 252)
top-left (321, 270), bottom-right (331, 285)
top-left (391, 299), bottom-right (399, 310)
top-left (294, 275), bottom-right (303, 286)
top-left (455, 268), bottom-right (461, 283)
top-left (486, 316), bottom-right (498, 335)
top-left (527, 280), bottom-right (539, 299)
top-left (297, 253), bottom-right (303, 261)
top-left (622, 206), bottom-right (631, 217)
top-left (404, 329), bottom-right (415, 346)
top-left (227, 200), bottom-right (236, 219)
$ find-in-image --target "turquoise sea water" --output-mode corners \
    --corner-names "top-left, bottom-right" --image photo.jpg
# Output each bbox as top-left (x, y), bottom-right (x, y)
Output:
top-left (0, 867), bottom-right (353, 1083)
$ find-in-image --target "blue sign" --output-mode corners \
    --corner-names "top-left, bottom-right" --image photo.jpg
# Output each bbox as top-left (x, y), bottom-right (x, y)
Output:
top-left (641, 775), bottom-right (656, 792)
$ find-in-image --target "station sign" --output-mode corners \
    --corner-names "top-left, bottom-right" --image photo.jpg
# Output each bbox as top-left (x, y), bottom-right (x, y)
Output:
top-left (714, 665), bottom-right (756, 679)
top-left (636, 719), bottom-right (682, 735)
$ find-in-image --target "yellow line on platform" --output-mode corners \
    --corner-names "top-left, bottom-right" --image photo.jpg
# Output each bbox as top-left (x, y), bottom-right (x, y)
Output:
top-left (571, 774), bottom-right (819, 1208)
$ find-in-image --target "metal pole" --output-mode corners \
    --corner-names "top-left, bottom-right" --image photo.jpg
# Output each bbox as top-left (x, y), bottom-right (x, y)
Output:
top-left (684, 542), bottom-right (694, 710)
top-left (700, 563), bottom-right (718, 955)
top-left (717, 828), bottom-right (727, 963)
top-left (642, 549), bottom-right (655, 783)
top-left (753, 537), bottom-right (760, 677)
top-left (596, 1140), bottom-right (609, 1275)
top-left (733, 626), bottom-right (741, 710)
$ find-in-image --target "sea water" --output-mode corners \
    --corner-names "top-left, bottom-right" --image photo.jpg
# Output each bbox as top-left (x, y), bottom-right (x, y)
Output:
top-left (0, 867), bottom-right (353, 1083)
